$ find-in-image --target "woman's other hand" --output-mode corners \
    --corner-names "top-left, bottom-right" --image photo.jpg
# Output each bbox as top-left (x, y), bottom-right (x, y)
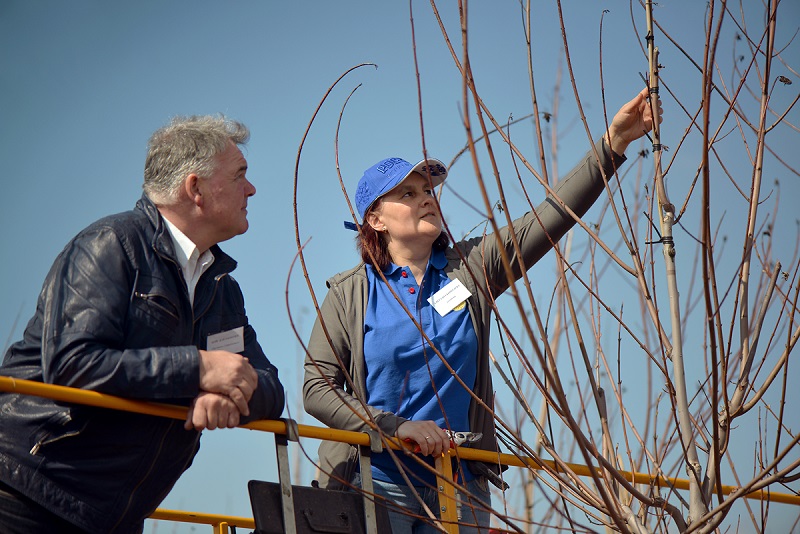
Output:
top-left (606, 87), bottom-right (663, 155)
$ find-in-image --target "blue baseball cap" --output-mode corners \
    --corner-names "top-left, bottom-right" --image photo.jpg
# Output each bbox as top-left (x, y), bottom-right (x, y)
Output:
top-left (353, 156), bottom-right (448, 219)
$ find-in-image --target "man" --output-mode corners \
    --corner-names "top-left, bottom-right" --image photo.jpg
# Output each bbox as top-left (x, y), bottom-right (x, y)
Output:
top-left (0, 115), bottom-right (285, 533)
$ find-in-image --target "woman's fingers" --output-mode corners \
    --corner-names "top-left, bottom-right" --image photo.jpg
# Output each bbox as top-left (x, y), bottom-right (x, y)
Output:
top-left (397, 421), bottom-right (451, 456)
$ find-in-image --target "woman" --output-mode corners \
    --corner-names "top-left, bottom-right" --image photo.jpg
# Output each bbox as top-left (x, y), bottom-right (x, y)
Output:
top-left (304, 88), bottom-right (661, 533)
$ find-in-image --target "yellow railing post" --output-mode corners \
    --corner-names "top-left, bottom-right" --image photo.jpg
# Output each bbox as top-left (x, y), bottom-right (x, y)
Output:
top-left (435, 454), bottom-right (460, 534)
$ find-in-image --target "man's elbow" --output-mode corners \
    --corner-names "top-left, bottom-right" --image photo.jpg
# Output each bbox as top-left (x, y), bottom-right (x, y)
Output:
top-left (248, 377), bottom-right (286, 421)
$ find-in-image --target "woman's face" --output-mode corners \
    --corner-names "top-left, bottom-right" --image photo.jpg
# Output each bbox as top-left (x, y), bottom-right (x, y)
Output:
top-left (367, 172), bottom-right (442, 248)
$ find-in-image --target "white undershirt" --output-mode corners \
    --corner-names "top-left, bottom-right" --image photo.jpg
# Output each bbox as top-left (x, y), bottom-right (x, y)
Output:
top-left (162, 217), bottom-right (215, 306)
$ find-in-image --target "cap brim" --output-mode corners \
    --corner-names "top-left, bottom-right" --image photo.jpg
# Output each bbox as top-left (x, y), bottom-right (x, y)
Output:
top-left (409, 158), bottom-right (448, 187)
top-left (387, 158), bottom-right (448, 197)
top-left (361, 158), bottom-right (449, 217)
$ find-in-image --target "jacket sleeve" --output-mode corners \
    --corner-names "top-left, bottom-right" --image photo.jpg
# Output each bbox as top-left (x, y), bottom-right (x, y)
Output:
top-left (232, 287), bottom-right (285, 422)
top-left (302, 284), bottom-right (406, 436)
top-left (226, 276), bottom-right (286, 424)
top-left (39, 224), bottom-right (206, 399)
top-left (467, 137), bottom-right (626, 293)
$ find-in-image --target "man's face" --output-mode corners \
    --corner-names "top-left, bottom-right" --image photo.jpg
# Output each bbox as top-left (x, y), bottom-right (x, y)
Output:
top-left (199, 141), bottom-right (255, 245)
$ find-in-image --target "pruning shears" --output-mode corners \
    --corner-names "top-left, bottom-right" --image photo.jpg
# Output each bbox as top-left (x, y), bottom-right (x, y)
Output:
top-left (445, 430), bottom-right (482, 447)
top-left (404, 430), bottom-right (483, 452)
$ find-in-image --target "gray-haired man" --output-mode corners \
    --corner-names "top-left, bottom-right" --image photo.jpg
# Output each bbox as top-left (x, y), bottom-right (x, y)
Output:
top-left (0, 115), bottom-right (284, 534)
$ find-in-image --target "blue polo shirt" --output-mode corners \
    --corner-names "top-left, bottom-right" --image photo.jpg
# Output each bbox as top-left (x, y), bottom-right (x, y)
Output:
top-left (364, 248), bottom-right (478, 486)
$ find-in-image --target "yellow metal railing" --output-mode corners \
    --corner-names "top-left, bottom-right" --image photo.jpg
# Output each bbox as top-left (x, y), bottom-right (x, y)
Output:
top-left (149, 509), bottom-right (253, 533)
top-left (1, 375), bottom-right (798, 533)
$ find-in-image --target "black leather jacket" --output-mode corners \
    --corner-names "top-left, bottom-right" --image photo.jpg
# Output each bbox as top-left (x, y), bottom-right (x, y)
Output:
top-left (0, 194), bottom-right (284, 533)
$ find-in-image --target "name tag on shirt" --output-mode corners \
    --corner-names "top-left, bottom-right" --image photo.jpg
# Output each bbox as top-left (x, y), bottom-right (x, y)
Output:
top-left (428, 278), bottom-right (472, 317)
top-left (207, 326), bottom-right (245, 353)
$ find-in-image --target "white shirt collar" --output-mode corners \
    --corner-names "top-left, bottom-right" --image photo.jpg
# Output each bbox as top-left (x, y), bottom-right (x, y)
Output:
top-left (161, 215), bottom-right (214, 305)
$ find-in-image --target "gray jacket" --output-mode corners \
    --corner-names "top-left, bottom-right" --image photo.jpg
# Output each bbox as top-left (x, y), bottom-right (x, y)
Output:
top-left (303, 139), bottom-right (625, 489)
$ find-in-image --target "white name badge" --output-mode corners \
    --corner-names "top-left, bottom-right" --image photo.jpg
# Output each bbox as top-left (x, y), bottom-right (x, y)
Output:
top-left (207, 326), bottom-right (245, 353)
top-left (428, 278), bottom-right (472, 317)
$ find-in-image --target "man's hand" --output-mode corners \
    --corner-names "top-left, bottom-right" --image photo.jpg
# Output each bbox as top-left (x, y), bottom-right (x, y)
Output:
top-left (396, 420), bottom-right (450, 457)
top-left (184, 392), bottom-right (241, 431)
top-left (606, 87), bottom-right (664, 155)
top-left (197, 349), bottom-right (258, 416)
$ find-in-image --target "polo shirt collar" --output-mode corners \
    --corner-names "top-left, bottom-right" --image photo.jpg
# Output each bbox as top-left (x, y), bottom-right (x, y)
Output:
top-left (430, 248), bottom-right (447, 270)
top-left (380, 248), bottom-right (448, 276)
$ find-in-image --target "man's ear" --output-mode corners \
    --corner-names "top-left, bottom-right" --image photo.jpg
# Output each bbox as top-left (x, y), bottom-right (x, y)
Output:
top-left (184, 174), bottom-right (203, 207)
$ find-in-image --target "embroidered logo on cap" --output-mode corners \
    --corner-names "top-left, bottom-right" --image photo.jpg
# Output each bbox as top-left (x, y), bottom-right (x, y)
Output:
top-left (419, 163), bottom-right (447, 176)
top-left (375, 157), bottom-right (406, 174)
top-left (355, 180), bottom-right (373, 210)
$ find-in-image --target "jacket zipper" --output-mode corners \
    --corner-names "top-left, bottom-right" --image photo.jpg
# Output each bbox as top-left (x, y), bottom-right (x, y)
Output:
top-left (29, 412), bottom-right (80, 455)
top-left (132, 291), bottom-right (180, 320)
top-left (192, 273), bottom-right (227, 341)
top-left (114, 274), bottom-right (227, 528)
top-left (30, 429), bottom-right (81, 456)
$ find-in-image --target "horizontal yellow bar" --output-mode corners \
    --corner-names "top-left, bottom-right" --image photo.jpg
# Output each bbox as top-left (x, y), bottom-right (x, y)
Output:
top-left (1, 376), bottom-right (797, 506)
top-left (150, 508), bottom-right (254, 529)
top-left (460, 447), bottom-right (800, 506)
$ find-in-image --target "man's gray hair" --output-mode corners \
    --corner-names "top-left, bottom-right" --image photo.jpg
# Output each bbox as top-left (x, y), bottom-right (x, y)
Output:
top-left (143, 115), bottom-right (250, 204)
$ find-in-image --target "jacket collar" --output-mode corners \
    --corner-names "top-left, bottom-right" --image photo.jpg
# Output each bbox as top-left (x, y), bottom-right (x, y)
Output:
top-left (135, 193), bottom-right (237, 275)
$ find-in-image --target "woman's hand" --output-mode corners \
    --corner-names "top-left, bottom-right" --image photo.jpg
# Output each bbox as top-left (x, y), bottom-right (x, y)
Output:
top-left (605, 87), bottom-right (663, 156)
top-left (396, 420), bottom-right (451, 457)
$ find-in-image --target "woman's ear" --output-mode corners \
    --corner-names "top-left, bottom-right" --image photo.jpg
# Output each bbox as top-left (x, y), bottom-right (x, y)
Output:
top-left (366, 210), bottom-right (385, 232)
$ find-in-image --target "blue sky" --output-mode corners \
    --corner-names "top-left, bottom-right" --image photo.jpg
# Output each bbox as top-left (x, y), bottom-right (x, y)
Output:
top-left (2, 1), bottom-right (799, 531)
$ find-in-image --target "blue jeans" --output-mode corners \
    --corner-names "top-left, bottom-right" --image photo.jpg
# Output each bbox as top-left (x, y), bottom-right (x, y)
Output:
top-left (355, 473), bottom-right (492, 533)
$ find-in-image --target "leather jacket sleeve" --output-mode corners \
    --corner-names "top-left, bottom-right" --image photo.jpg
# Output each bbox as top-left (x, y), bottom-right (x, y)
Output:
top-left (36, 222), bottom-right (284, 419)
top-left (230, 286), bottom-right (285, 422)
top-left (40, 225), bottom-right (201, 399)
